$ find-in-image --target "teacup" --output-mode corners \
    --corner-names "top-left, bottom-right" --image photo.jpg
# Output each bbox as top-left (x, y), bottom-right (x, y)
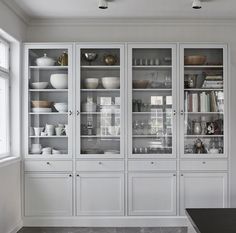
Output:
top-left (34, 127), bottom-right (44, 136)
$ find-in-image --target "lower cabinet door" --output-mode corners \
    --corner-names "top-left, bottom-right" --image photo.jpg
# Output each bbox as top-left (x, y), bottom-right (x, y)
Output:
top-left (24, 173), bottom-right (73, 216)
top-left (128, 173), bottom-right (177, 216)
top-left (76, 173), bottom-right (124, 216)
top-left (180, 173), bottom-right (228, 215)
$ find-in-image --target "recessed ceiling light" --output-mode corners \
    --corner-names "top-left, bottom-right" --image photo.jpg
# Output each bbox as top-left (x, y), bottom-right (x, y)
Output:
top-left (192, 0), bottom-right (202, 9)
top-left (98, 0), bottom-right (108, 9)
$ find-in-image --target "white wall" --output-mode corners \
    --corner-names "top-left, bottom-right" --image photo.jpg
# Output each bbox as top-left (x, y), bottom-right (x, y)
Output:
top-left (26, 21), bottom-right (236, 207)
top-left (0, 162), bottom-right (22, 233)
top-left (0, 2), bottom-right (26, 233)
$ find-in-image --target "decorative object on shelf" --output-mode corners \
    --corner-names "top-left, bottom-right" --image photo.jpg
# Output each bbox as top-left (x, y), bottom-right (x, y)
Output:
top-left (82, 102), bottom-right (97, 112)
top-left (57, 51), bottom-right (68, 66)
top-left (31, 100), bottom-right (52, 108)
top-left (133, 80), bottom-right (149, 89)
top-left (34, 127), bottom-right (44, 136)
top-left (32, 107), bottom-right (52, 113)
top-left (42, 147), bottom-right (52, 155)
top-left (45, 124), bottom-right (55, 136)
top-left (83, 52), bottom-right (97, 65)
top-left (184, 55), bottom-right (206, 65)
top-left (187, 74), bottom-right (197, 88)
top-left (54, 102), bottom-right (68, 113)
top-left (31, 82), bottom-right (48, 89)
top-left (50, 73), bottom-right (68, 89)
top-left (163, 57), bottom-right (171, 65)
top-left (101, 77), bottom-right (120, 89)
top-left (84, 78), bottom-right (99, 89)
top-left (103, 54), bottom-right (117, 65)
top-left (30, 143), bottom-right (42, 154)
top-left (35, 53), bottom-right (55, 66)
top-left (193, 121), bottom-right (202, 135)
top-left (193, 138), bottom-right (207, 154)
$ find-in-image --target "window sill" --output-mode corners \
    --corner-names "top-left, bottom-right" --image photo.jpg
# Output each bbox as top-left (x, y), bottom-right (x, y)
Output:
top-left (0, 156), bottom-right (21, 168)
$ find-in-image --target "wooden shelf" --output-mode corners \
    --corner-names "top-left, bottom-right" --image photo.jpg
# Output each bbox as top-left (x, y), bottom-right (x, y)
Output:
top-left (133, 88), bottom-right (172, 91)
top-left (184, 88), bottom-right (223, 91)
top-left (30, 136), bottom-right (68, 138)
top-left (133, 65), bottom-right (172, 69)
top-left (81, 89), bottom-right (120, 92)
top-left (184, 65), bottom-right (223, 68)
top-left (133, 135), bottom-right (172, 138)
top-left (185, 112), bottom-right (224, 114)
top-left (81, 135), bottom-right (120, 138)
top-left (81, 65), bottom-right (120, 69)
top-left (185, 135), bottom-right (224, 138)
top-left (29, 112), bottom-right (68, 115)
top-left (30, 66), bottom-right (68, 69)
top-left (29, 89), bottom-right (68, 92)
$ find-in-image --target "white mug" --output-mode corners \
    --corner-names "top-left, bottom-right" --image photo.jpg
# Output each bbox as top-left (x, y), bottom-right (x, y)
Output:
top-left (34, 127), bottom-right (44, 136)
top-left (55, 127), bottom-right (65, 136)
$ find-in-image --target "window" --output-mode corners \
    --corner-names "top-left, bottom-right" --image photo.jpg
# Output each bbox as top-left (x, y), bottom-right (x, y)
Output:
top-left (0, 38), bottom-right (10, 157)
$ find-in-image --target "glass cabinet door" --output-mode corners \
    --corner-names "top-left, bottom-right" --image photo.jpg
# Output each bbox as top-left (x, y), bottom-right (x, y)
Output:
top-left (180, 45), bottom-right (227, 158)
top-left (128, 44), bottom-right (177, 158)
top-left (76, 44), bottom-right (124, 158)
top-left (26, 45), bottom-right (73, 158)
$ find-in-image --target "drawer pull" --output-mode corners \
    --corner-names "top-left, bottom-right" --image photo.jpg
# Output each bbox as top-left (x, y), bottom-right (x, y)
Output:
top-left (173, 174), bottom-right (176, 176)
top-left (202, 161), bottom-right (206, 164)
top-left (69, 174), bottom-right (72, 177)
top-left (77, 174), bottom-right (80, 177)
top-left (150, 161), bottom-right (154, 164)
top-left (98, 162), bottom-right (102, 165)
top-left (46, 162), bottom-right (50, 165)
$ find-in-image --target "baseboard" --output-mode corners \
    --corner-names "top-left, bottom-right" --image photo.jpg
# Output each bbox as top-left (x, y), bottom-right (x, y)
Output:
top-left (23, 216), bottom-right (188, 227)
top-left (7, 220), bottom-right (23, 233)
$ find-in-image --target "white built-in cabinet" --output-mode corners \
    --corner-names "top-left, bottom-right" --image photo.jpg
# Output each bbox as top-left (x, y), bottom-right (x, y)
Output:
top-left (23, 43), bottom-right (229, 221)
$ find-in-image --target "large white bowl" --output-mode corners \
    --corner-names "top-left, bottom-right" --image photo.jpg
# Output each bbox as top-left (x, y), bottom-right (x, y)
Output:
top-left (50, 74), bottom-right (68, 89)
top-left (31, 82), bottom-right (48, 89)
top-left (102, 77), bottom-right (120, 89)
top-left (84, 78), bottom-right (99, 89)
top-left (54, 103), bottom-right (68, 112)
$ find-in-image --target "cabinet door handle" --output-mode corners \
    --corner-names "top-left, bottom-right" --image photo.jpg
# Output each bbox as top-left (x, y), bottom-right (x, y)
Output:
top-left (173, 110), bottom-right (176, 116)
top-left (180, 110), bottom-right (184, 115)
top-left (46, 162), bottom-right (50, 165)
top-left (77, 110), bottom-right (80, 116)
top-left (69, 110), bottom-right (73, 116)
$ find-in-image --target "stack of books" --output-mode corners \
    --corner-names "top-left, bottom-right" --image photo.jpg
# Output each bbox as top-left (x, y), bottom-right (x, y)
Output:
top-left (202, 75), bottom-right (223, 89)
top-left (185, 91), bottom-right (219, 112)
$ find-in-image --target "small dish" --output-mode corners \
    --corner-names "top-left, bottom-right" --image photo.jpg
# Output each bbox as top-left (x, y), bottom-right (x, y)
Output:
top-left (31, 82), bottom-right (48, 89)
top-left (32, 108), bottom-right (52, 113)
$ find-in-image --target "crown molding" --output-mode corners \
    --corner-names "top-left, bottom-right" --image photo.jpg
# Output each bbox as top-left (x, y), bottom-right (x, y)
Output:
top-left (28, 17), bottom-right (236, 27)
top-left (1, 0), bottom-right (30, 25)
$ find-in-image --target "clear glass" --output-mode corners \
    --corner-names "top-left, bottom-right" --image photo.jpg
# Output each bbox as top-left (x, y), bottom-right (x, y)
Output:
top-left (0, 77), bottom-right (8, 155)
top-left (132, 48), bottom-right (173, 155)
top-left (28, 49), bottom-right (69, 156)
top-left (80, 48), bottom-right (121, 155)
top-left (184, 48), bottom-right (224, 155)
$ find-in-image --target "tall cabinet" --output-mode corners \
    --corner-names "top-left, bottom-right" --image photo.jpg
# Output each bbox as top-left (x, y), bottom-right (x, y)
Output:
top-left (23, 42), bottom-right (229, 221)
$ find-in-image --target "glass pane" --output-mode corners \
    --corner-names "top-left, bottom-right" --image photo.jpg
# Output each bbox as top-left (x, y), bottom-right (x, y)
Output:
top-left (80, 48), bottom-right (121, 155)
top-left (0, 78), bottom-right (8, 154)
top-left (183, 48), bottom-right (224, 155)
top-left (132, 48), bottom-right (173, 155)
top-left (28, 49), bottom-right (69, 156)
top-left (0, 40), bottom-right (9, 71)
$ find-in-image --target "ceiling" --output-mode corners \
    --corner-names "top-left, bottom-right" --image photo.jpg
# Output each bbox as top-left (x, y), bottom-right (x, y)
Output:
top-left (3, 0), bottom-right (236, 23)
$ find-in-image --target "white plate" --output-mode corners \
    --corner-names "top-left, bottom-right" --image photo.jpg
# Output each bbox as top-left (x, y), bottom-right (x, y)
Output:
top-left (32, 108), bottom-right (52, 113)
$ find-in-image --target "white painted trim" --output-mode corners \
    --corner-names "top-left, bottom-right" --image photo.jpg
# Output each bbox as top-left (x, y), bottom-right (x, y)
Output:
top-left (7, 219), bottom-right (23, 233)
top-left (23, 216), bottom-right (188, 227)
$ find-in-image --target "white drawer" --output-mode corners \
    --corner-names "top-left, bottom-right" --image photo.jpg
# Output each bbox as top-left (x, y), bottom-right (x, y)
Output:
top-left (76, 160), bottom-right (124, 172)
top-left (128, 160), bottom-right (176, 171)
top-left (24, 161), bottom-right (73, 172)
top-left (180, 160), bottom-right (228, 171)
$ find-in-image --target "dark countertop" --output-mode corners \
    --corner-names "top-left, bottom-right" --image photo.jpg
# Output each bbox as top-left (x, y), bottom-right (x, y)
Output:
top-left (186, 208), bottom-right (236, 233)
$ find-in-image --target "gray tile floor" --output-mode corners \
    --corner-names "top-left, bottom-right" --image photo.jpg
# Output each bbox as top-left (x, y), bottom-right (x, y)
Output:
top-left (17, 227), bottom-right (187, 233)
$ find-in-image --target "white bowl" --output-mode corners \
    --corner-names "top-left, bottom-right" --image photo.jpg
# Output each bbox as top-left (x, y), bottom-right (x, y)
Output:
top-left (102, 77), bottom-right (120, 89)
top-left (54, 103), bottom-right (68, 112)
top-left (50, 74), bottom-right (68, 89)
top-left (31, 82), bottom-right (48, 89)
top-left (36, 54), bottom-right (55, 66)
top-left (32, 108), bottom-right (52, 113)
top-left (84, 78), bottom-right (99, 89)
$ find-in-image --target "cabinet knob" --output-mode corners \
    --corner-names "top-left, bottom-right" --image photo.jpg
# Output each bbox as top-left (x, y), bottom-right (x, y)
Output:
top-left (69, 174), bottom-right (72, 177)
top-left (98, 162), bottom-right (102, 165)
top-left (180, 110), bottom-right (184, 115)
top-left (181, 174), bottom-right (184, 176)
top-left (173, 174), bottom-right (176, 176)
top-left (77, 174), bottom-right (80, 177)
top-left (173, 110), bottom-right (176, 116)
top-left (46, 162), bottom-right (50, 165)
top-left (150, 161), bottom-right (154, 164)
top-left (69, 110), bottom-right (73, 116)
top-left (202, 161), bottom-right (206, 164)
top-left (77, 110), bottom-right (80, 116)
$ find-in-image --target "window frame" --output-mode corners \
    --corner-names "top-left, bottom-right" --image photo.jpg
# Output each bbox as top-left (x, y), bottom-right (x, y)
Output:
top-left (0, 36), bottom-right (10, 158)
